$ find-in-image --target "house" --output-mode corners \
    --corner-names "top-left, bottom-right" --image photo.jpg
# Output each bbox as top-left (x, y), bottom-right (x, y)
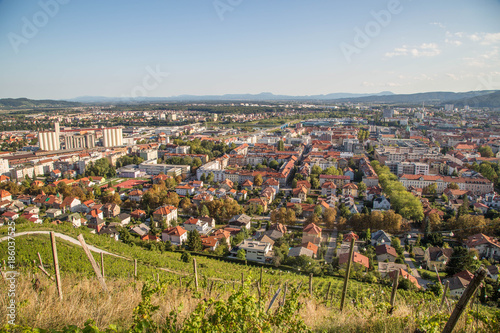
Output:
top-left (117, 213), bottom-right (131, 225)
top-left (128, 189), bottom-right (143, 202)
top-left (343, 231), bottom-right (359, 243)
top-left (51, 169), bottom-right (62, 178)
top-left (152, 205), bottom-right (178, 228)
top-left (288, 246), bottom-right (314, 258)
top-left (262, 178), bottom-right (279, 192)
top-left (465, 233), bottom-right (500, 261)
top-left (321, 181), bottom-right (337, 196)
top-left (296, 180), bottom-right (311, 193)
top-left (183, 217), bottom-right (213, 235)
top-left (16, 194), bottom-right (32, 205)
top-left (67, 213), bottom-right (86, 227)
top-left (21, 212), bottom-right (42, 224)
top-left (371, 230), bottom-right (392, 246)
top-left (446, 276), bottom-right (470, 297)
top-left (413, 247), bottom-right (425, 262)
top-left (46, 208), bottom-right (62, 218)
top-left (247, 197), bottom-right (268, 212)
top-left (373, 195), bottom-right (391, 211)
top-left (242, 180), bottom-right (253, 191)
top-left (162, 226), bottom-right (188, 245)
top-left (301, 241), bottom-right (319, 258)
top-left (100, 223), bottom-right (121, 241)
top-left (192, 192), bottom-right (214, 205)
top-left (342, 183), bottom-right (358, 197)
top-left (213, 229), bottom-right (232, 248)
top-left (375, 244), bottom-right (398, 262)
top-left (130, 223), bottom-right (151, 237)
top-left (0, 190), bottom-right (12, 202)
top-left (220, 179), bottom-right (234, 191)
top-left (269, 222), bottom-right (287, 234)
top-left (424, 246), bottom-right (453, 271)
top-left (237, 239), bottom-right (273, 263)
top-left (200, 235), bottom-right (219, 251)
top-left (261, 187), bottom-right (276, 203)
top-left (0, 175), bottom-right (10, 183)
top-left (237, 190), bottom-right (247, 201)
top-left (378, 262), bottom-right (407, 278)
top-left (175, 185), bottom-right (195, 196)
top-left (339, 251), bottom-right (369, 270)
top-left (87, 217), bottom-right (105, 233)
top-left (102, 203), bottom-right (121, 218)
top-left (131, 209), bottom-right (146, 219)
top-left (292, 185), bottom-right (308, 202)
top-left (228, 214), bottom-right (252, 229)
top-left (487, 265), bottom-right (499, 280)
top-left (473, 202), bottom-right (489, 214)
top-left (86, 208), bottom-right (104, 221)
top-left (141, 233), bottom-right (160, 242)
top-left (60, 196), bottom-right (81, 213)
top-left (2, 211), bottom-right (18, 221)
top-left (388, 269), bottom-right (421, 289)
top-left (302, 223), bottom-right (322, 245)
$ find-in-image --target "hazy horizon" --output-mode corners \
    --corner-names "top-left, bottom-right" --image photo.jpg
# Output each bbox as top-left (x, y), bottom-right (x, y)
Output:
top-left (1, 0), bottom-right (499, 99)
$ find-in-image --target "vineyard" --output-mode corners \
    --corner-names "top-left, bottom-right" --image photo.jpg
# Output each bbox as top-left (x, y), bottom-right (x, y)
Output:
top-left (0, 228), bottom-right (499, 332)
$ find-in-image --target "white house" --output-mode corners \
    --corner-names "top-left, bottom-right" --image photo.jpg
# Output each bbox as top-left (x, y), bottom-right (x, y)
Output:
top-left (373, 195), bottom-right (391, 211)
top-left (161, 226), bottom-right (188, 245)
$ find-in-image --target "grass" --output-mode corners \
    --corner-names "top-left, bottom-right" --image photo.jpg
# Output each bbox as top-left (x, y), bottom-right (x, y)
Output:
top-left (1, 272), bottom-right (497, 332)
top-left (416, 268), bottom-right (447, 282)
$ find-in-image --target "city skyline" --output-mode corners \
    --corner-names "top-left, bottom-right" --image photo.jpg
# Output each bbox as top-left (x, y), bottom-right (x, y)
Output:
top-left (1, 0), bottom-right (499, 99)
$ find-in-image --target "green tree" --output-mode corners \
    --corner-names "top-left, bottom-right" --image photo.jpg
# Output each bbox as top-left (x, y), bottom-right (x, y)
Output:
top-left (200, 205), bottom-right (210, 217)
top-left (186, 230), bottom-right (203, 251)
top-left (181, 251), bottom-right (192, 263)
top-left (277, 140), bottom-right (285, 151)
top-left (479, 145), bottom-right (494, 158)
top-left (254, 174), bottom-right (263, 186)
top-left (237, 248), bottom-right (246, 260)
top-left (445, 247), bottom-right (477, 276)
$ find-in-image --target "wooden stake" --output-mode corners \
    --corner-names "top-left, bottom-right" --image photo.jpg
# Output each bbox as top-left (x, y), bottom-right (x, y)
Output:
top-left (50, 232), bottom-right (63, 300)
top-left (340, 238), bottom-right (355, 311)
top-left (325, 282), bottom-right (332, 301)
top-left (282, 282), bottom-right (288, 306)
top-left (439, 280), bottom-right (450, 310)
top-left (77, 234), bottom-right (108, 293)
top-left (37, 265), bottom-right (54, 281)
top-left (193, 258), bottom-right (198, 291)
top-left (157, 273), bottom-right (159, 283)
top-left (260, 266), bottom-right (263, 288)
top-left (100, 252), bottom-right (105, 279)
top-left (266, 287), bottom-right (281, 313)
top-left (179, 276), bottom-right (182, 288)
top-left (257, 281), bottom-right (261, 300)
top-left (241, 272), bottom-right (244, 287)
top-left (389, 269), bottom-right (400, 311)
top-left (442, 268), bottom-right (487, 333)
top-left (134, 259), bottom-right (137, 279)
top-left (37, 252), bottom-right (43, 266)
top-left (309, 273), bottom-right (313, 296)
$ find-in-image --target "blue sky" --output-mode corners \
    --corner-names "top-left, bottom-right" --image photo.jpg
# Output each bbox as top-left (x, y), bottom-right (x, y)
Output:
top-left (0, 0), bottom-right (499, 99)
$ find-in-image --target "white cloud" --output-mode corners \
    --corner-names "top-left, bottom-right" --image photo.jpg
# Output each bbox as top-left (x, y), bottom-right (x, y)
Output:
top-left (445, 39), bottom-right (462, 46)
top-left (385, 43), bottom-right (440, 58)
top-left (430, 22), bottom-right (445, 29)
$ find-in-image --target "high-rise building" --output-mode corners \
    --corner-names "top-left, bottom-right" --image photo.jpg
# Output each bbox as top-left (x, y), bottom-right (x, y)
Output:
top-left (64, 133), bottom-right (96, 149)
top-left (103, 128), bottom-right (123, 147)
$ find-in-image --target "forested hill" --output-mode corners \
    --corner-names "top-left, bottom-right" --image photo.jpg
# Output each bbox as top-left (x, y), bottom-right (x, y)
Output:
top-left (332, 90), bottom-right (500, 107)
top-left (0, 98), bottom-right (81, 110)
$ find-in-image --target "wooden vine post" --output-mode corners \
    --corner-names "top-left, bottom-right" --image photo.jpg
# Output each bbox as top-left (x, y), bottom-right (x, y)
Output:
top-left (193, 258), bottom-right (199, 291)
top-left (77, 234), bottom-right (108, 293)
top-left (134, 259), bottom-right (137, 279)
top-left (439, 280), bottom-right (450, 310)
top-left (100, 252), bottom-right (105, 279)
top-left (442, 268), bottom-right (487, 333)
top-left (389, 269), bottom-right (400, 310)
top-left (340, 238), bottom-right (355, 311)
top-left (309, 273), bottom-right (313, 296)
top-left (50, 232), bottom-right (63, 300)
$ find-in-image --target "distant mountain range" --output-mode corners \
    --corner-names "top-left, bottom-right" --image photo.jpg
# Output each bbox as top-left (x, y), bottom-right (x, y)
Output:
top-left (0, 98), bottom-right (81, 109)
top-left (67, 91), bottom-right (395, 103)
top-left (1, 90), bottom-right (499, 109)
